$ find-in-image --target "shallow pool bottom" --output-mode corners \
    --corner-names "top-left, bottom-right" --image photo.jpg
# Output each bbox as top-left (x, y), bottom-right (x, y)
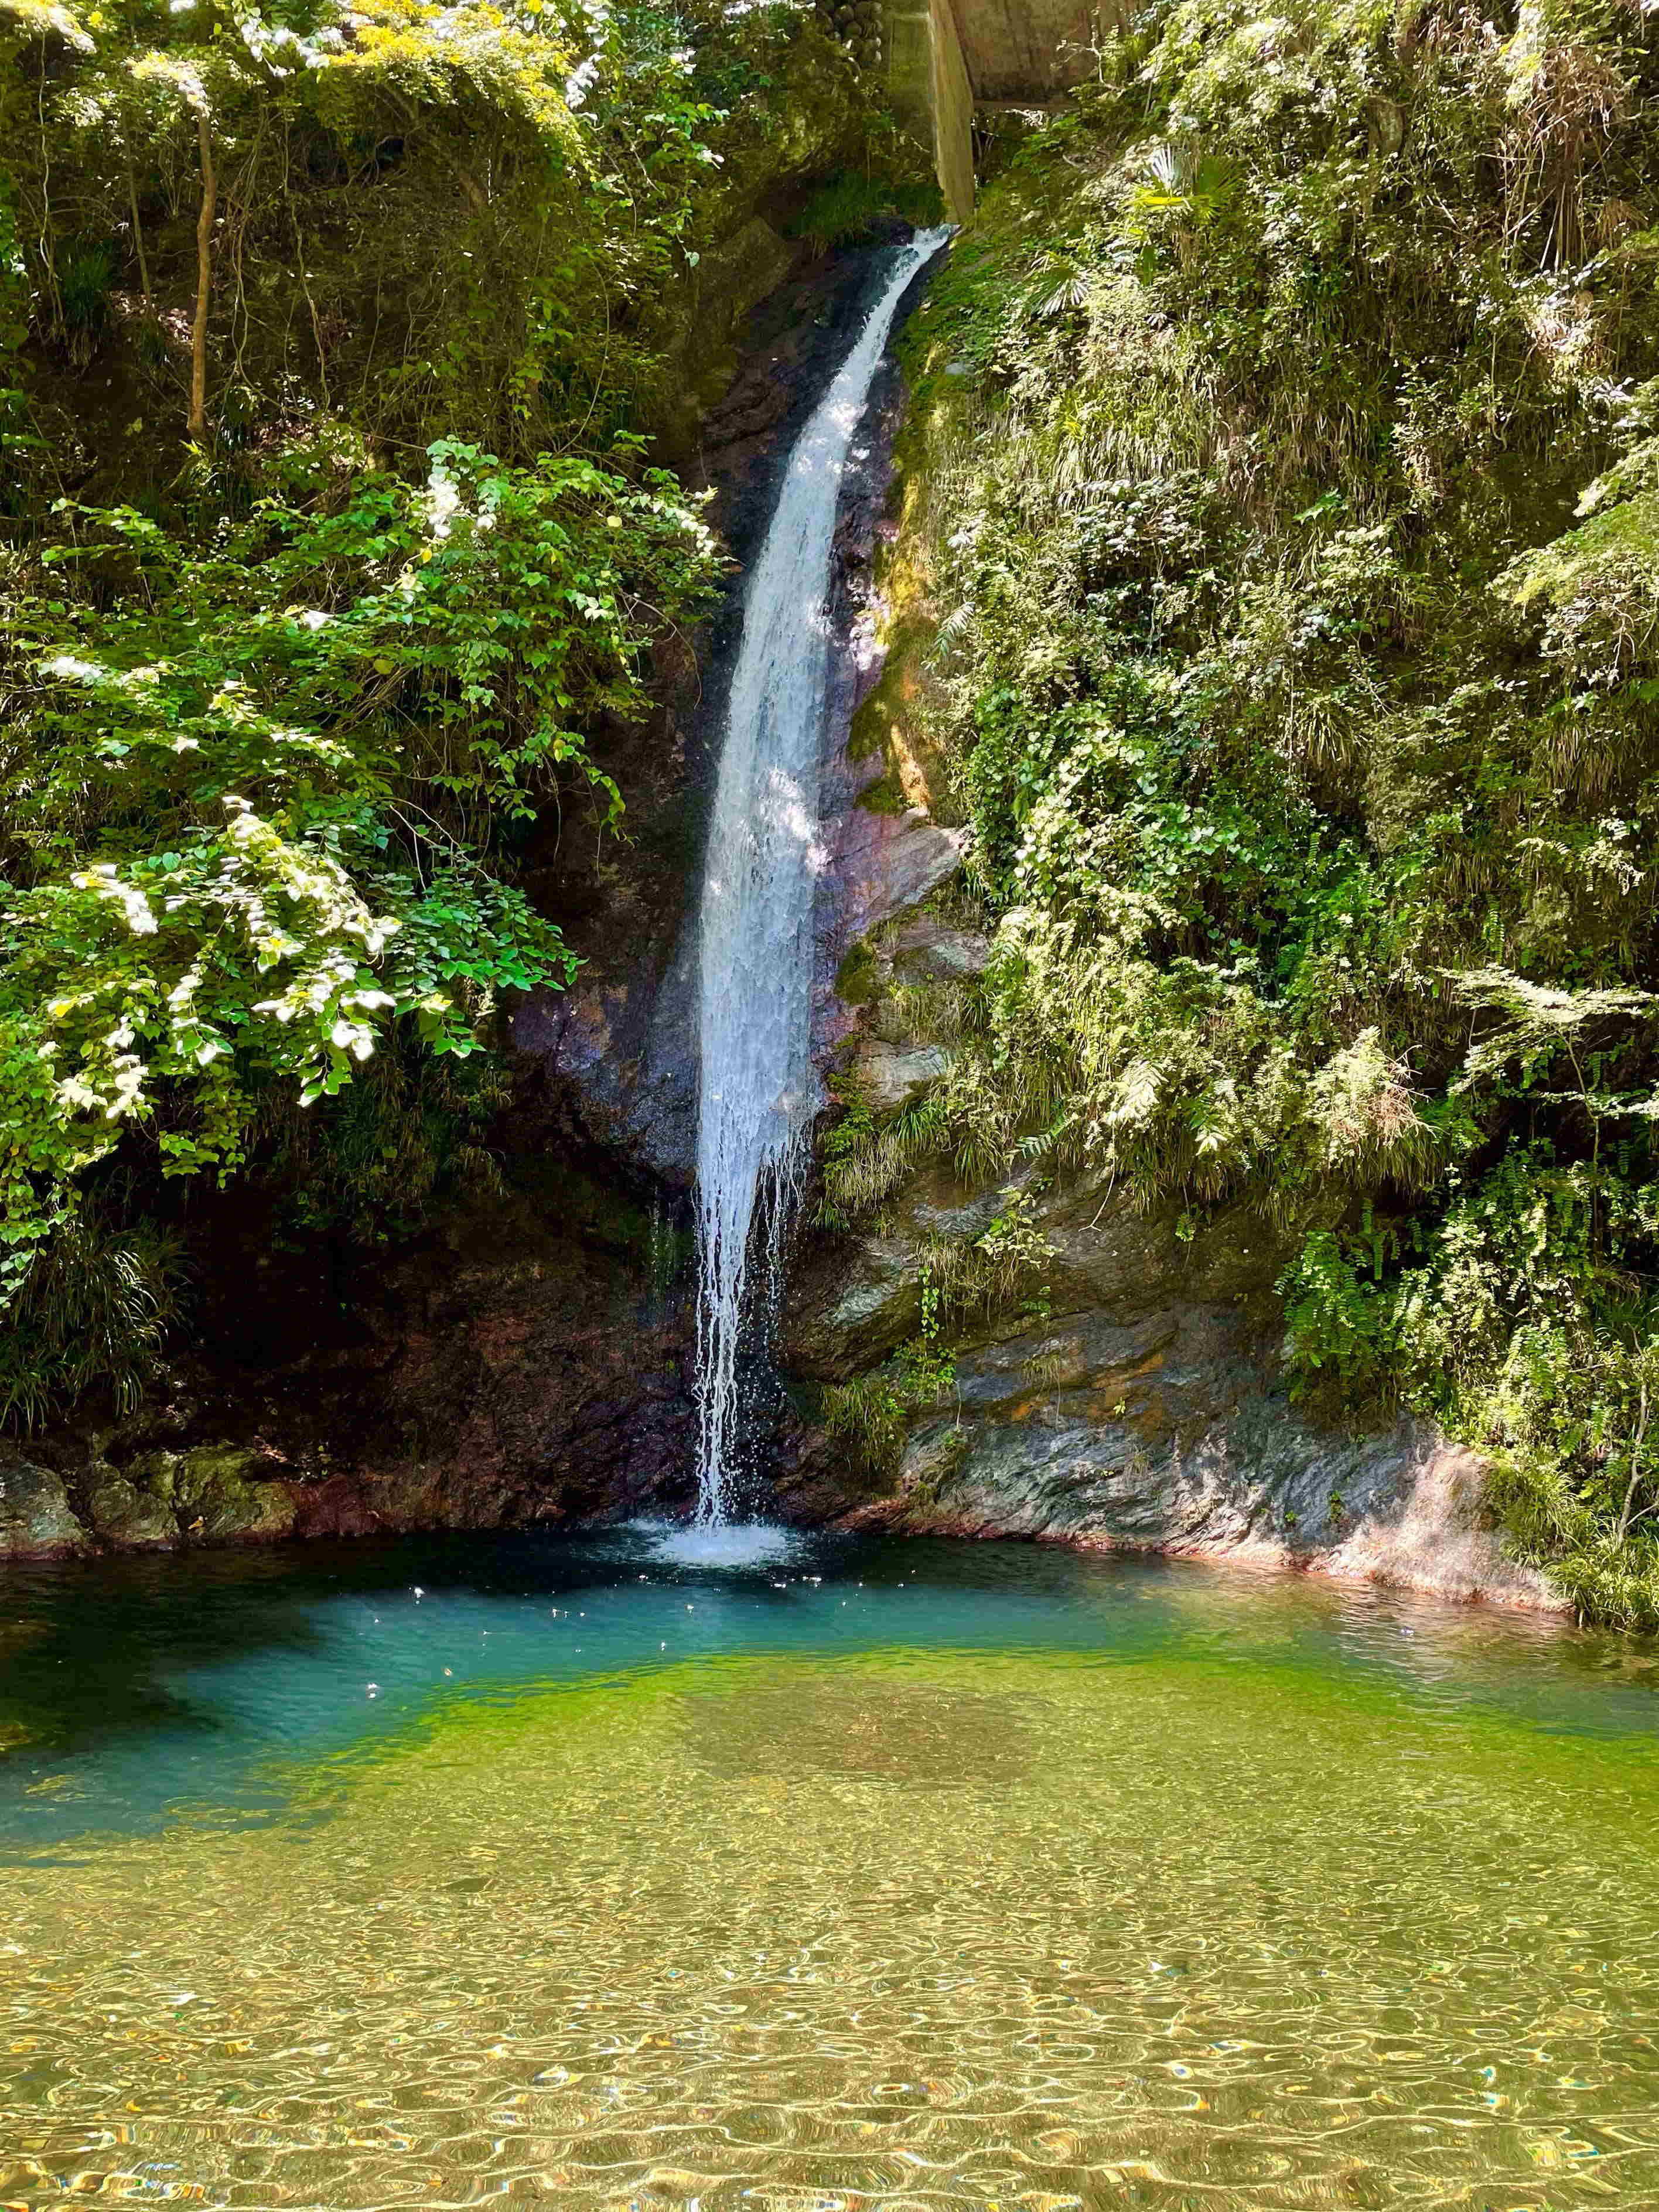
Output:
top-left (2, 1527), bottom-right (1657, 2208)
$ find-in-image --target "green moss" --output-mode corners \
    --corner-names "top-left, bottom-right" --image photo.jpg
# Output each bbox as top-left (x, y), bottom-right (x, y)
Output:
top-left (834, 938), bottom-right (882, 1006)
top-left (857, 0), bottom-right (1659, 1627)
top-left (846, 685), bottom-right (889, 765)
top-left (855, 770), bottom-right (910, 816)
top-left (1500, 486), bottom-right (1659, 612)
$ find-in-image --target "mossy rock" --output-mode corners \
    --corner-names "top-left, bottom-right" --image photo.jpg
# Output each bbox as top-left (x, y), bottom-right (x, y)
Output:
top-left (835, 937), bottom-right (883, 1006)
top-left (87, 1467), bottom-right (176, 1548)
top-left (0, 1451), bottom-right (88, 1558)
top-left (855, 769), bottom-right (912, 815)
top-left (698, 217), bottom-right (798, 342)
top-left (125, 1442), bottom-right (303, 1548)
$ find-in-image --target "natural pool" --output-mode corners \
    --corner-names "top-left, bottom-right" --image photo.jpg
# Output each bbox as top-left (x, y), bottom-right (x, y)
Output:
top-left (2, 1530), bottom-right (1658, 2210)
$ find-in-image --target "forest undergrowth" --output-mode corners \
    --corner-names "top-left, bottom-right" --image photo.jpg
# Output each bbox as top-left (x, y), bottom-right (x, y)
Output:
top-left (861, 0), bottom-right (1659, 1626)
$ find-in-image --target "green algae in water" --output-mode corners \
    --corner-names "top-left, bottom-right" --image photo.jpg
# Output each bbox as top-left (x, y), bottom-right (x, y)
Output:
top-left (2, 1537), bottom-right (1659, 2207)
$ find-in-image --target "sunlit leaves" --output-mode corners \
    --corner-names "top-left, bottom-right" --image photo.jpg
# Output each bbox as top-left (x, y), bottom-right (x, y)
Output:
top-left (0, 431), bottom-right (717, 1344)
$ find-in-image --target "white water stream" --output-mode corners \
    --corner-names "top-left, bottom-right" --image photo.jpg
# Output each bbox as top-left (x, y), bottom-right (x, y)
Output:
top-left (692, 228), bottom-right (950, 1524)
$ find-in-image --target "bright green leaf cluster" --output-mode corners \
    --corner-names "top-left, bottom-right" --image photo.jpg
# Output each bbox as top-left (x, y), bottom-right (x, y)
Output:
top-left (0, 433), bottom-right (719, 1392)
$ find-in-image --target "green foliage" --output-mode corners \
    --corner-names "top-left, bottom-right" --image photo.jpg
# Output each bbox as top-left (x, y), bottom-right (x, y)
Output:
top-left (0, 432), bottom-right (715, 1163)
top-left (1282, 1154), bottom-right (1659, 1629)
top-left (879, 0), bottom-right (1659, 1621)
top-left (0, 426), bottom-right (717, 1414)
top-left (0, 0), bottom-right (880, 465)
top-left (913, 1185), bottom-right (1057, 1326)
top-left (0, 0), bottom-right (886, 1422)
top-left (814, 1070), bottom-right (880, 1230)
top-left (253, 1028), bottom-right (514, 1247)
top-left (1278, 1217), bottom-right (1401, 1402)
top-left (816, 1091), bottom-right (950, 1226)
top-left (55, 236), bottom-right (118, 360)
top-left (0, 394), bottom-right (725, 1415)
top-left (788, 170), bottom-right (943, 256)
top-left (0, 1201), bottom-right (182, 1430)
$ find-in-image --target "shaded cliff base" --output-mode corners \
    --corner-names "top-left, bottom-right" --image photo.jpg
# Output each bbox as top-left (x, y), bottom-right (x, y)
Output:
top-left (0, 1140), bottom-right (1562, 1623)
top-left (0, 1151), bottom-right (700, 1566)
top-left (1, 1383), bottom-right (1562, 1624)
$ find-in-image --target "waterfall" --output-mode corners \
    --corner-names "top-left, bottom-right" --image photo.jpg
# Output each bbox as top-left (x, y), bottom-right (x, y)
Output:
top-left (692, 227), bottom-right (951, 1525)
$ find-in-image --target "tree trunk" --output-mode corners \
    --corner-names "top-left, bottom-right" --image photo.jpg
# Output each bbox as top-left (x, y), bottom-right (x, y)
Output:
top-left (188, 111), bottom-right (216, 441)
top-left (127, 160), bottom-right (152, 308)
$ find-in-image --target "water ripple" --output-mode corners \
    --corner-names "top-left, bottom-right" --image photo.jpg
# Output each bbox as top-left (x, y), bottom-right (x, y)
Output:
top-left (2, 1641), bottom-right (1657, 2207)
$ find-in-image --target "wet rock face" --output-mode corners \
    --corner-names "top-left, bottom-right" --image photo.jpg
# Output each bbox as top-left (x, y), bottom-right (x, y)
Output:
top-left (86, 1467), bottom-right (177, 1549)
top-left (850, 1038), bottom-right (953, 1115)
top-left (20, 1155), bottom-right (699, 1559)
top-left (841, 1404), bottom-right (1547, 1612)
top-left (889, 916), bottom-right (991, 981)
top-left (781, 944), bottom-right (1547, 1606)
top-left (786, 1163), bottom-right (1283, 1381)
top-left (114, 1446), bottom-right (301, 1546)
top-left (776, 1164), bottom-right (1553, 1610)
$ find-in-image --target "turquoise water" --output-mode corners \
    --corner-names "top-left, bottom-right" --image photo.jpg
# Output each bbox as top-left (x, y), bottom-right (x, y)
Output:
top-left (3, 1528), bottom-right (1659, 2207)
top-left (4, 1526), bottom-right (1654, 1856)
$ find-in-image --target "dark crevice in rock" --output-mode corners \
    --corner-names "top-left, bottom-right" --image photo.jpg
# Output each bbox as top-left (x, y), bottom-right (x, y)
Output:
top-left (512, 229), bottom-right (950, 1192)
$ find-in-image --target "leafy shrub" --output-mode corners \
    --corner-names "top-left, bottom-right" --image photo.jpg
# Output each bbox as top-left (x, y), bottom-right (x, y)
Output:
top-left (0, 438), bottom-right (719, 1406)
top-left (0, 1204), bottom-right (182, 1431)
top-left (788, 172), bottom-right (943, 255)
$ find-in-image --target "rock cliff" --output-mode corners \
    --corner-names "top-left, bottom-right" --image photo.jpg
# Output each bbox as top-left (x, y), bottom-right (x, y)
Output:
top-left (770, 906), bottom-right (1553, 1612)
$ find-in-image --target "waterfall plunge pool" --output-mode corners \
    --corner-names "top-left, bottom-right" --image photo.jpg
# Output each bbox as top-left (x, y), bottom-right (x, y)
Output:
top-left (2, 1528), bottom-right (1658, 2207)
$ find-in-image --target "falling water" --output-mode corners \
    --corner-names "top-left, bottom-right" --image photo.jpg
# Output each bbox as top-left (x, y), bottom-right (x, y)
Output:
top-left (693, 227), bottom-right (951, 1524)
